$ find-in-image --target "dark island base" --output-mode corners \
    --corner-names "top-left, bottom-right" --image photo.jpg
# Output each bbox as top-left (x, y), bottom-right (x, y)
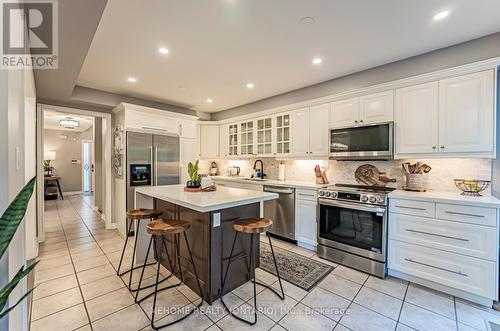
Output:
top-left (153, 199), bottom-right (260, 304)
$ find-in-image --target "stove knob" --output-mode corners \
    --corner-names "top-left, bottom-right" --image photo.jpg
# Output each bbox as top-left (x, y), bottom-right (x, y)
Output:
top-left (369, 196), bottom-right (377, 204)
top-left (360, 195), bottom-right (368, 202)
top-left (318, 191), bottom-right (325, 197)
top-left (376, 196), bottom-right (385, 204)
top-left (324, 191), bottom-right (331, 197)
top-left (331, 191), bottom-right (338, 198)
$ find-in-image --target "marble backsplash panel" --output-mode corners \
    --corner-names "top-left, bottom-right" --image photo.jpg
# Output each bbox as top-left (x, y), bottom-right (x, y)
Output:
top-left (200, 158), bottom-right (492, 194)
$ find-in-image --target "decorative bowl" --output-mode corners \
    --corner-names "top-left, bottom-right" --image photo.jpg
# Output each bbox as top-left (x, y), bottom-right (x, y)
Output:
top-left (453, 179), bottom-right (490, 196)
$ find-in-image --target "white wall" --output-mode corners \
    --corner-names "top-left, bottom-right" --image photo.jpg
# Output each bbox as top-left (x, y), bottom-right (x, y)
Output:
top-left (0, 66), bottom-right (37, 330)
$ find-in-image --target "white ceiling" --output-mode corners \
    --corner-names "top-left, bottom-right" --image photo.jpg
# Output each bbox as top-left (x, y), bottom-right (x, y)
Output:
top-left (44, 109), bottom-right (94, 132)
top-left (77, 0), bottom-right (500, 112)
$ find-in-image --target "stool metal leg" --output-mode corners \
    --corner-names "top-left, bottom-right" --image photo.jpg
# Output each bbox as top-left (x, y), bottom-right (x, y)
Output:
top-left (116, 218), bottom-right (134, 276)
top-left (219, 231), bottom-right (238, 302)
top-left (150, 234), bottom-right (204, 330)
top-left (257, 232), bottom-right (285, 300)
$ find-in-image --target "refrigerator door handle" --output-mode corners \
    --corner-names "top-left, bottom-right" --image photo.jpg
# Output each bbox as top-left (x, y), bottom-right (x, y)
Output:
top-left (154, 146), bottom-right (158, 186)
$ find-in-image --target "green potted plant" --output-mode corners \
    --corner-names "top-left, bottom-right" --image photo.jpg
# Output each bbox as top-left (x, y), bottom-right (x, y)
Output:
top-left (43, 160), bottom-right (54, 176)
top-left (0, 177), bottom-right (38, 320)
top-left (186, 160), bottom-right (201, 188)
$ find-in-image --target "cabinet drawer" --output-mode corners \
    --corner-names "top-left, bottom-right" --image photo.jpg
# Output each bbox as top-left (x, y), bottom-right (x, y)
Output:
top-left (388, 240), bottom-right (496, 299)
top-left (436, 203), bottom-right (497, 227)
top-left (389, 213), bottom-right (497, 261)
top-left (296, 189), bottom-right (317, 202)
top-left (389, 199), bottom-right (435, 218)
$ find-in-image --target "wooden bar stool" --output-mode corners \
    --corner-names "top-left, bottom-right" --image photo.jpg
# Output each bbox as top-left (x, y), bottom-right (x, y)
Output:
top-left (117, 208), bottom-right (164, 291)
top-left (219, 218), bottom-right (285, 325)
top-left (135, 219), bottom-right (203, 330)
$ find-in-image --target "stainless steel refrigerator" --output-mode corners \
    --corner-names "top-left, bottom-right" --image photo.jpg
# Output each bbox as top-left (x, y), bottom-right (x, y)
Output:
top-left (126, 131), bottom-right (180, 235)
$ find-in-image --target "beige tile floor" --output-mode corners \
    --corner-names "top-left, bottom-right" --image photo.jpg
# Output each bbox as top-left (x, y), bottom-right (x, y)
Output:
top-left (30, 194), bottom-right (500, 331)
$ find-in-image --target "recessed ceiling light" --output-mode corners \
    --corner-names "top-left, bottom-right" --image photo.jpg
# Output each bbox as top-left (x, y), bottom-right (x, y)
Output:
top-left (312, 57), bottom-right (322, 65)
top-left (246, 82), bottom-right (254, 89)
top-left (158, 47), bottom-right (169, 54)
top-left (127, 77), bottom-right (137, 83)
top-left (433, 10), bottom-right (449, 20)
top-left (206, 98), bottom-right (213, 103)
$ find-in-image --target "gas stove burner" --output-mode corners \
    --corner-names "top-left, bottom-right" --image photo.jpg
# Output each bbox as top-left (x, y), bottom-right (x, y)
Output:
top-left (318, 183), bottom-right (394, 206)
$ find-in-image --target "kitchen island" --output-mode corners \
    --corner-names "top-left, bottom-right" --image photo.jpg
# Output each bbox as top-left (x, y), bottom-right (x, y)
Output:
top-left (134, 184), bottom-right (278, 303)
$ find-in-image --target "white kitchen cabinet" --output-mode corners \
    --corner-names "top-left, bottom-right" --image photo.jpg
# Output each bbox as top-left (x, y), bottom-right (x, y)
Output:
top-left (179, 119), bottom-right (197, 139)
top-left (291, 108), bottom-right (310, 157)
top-left (388, 196), bottom-right (499, 306)
top-left (199, 124), bottom-right (219, 159)
top-left (395, 82), bottom-right (439, 154)
top-left (291, 104), bottom-right (329, 157)
top-left (256, 117), bottom-right (274, 156)
top-left (359, 90), bottom-right (394, 124)
top-left (180, 138), bottom-right (197, 184)
top-left (395, 70), bottom-right (495, 158)
top-left (308, 104), bottom-right (330, 156)
top-left (295, 189), bottom-right (318, 249)
top-left (219, 124), bottom-right (229, 158)
top-left (438, 70), bottom-right (494, 154)
top-left (275, 113), bottom-right (291, 156)
top-left (228, 123), bottom-right (239, 157)
top-left (240, 120), bottom-right (255, 156)
top-left (330, 98), bottom-right (359, 128)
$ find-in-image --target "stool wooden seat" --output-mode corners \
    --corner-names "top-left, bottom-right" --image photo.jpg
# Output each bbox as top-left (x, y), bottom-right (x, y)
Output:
top-left (146, 219), bottom-right (190, 235)
top-left (233, 218), bottom-right (273, 234)
top-left (127, 208), bottom-right (162, 219)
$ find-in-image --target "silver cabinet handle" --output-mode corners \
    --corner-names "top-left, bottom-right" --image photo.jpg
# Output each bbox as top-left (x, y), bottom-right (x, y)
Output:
top-left (154, 146), bottom-right (158, 186)
top-left (405, 228), bottom-right (469, 242)
top-left (395, 205), bottom-right (426, 211)
top-left (440, 146), bottom-right (445, 149)
top-left (298, 193), bottom-right (315, 198)
top-left (404, 258), bottom-right (467, 277)
top-left (432, 146), bottom-right (437, 150)
top-left (359, 119), bottom-right (364, 123)
top-left (354, 120), bottom-right (358, 123)
top-left (445, 211), bottom-right (484, 218)
top-left (179, 123), bottom-right (183, 136)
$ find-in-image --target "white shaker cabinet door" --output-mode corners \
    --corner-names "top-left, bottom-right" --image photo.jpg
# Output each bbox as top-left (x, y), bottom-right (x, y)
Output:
top-left (291, 107), bottom-right (310, 157)
top-left (395, 82), bottom-right (439, 154)
top-left (199, 124), bottom-right (220, 158)
top-left (359, 90), bottom-right (394, 124)
top-left (438, 70), bottom-right (494, 154)
top-left (295, 197), bottom-right (317, 247)
top-left (219, 124), bottom-right (229, 158)
top-left (308, 103), bottom-right (330, 157)
top-left (330, 98), bottom-right (359, 128)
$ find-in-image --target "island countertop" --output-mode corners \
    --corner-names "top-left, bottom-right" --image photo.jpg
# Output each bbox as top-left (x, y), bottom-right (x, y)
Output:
top-left (135, 184), bottom-right (278, 213)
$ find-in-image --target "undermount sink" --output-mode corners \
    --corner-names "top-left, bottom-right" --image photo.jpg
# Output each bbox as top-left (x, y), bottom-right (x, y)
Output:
top-left (241, 178), bottom-right (269, 182)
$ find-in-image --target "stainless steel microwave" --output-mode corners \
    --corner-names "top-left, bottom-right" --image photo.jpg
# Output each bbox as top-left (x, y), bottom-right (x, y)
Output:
top-left (329, 122), bottom-right (393, 160)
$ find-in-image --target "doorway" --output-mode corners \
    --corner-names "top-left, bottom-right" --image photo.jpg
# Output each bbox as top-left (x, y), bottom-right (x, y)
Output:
top-left (82, 140), bottom-right (95, 193)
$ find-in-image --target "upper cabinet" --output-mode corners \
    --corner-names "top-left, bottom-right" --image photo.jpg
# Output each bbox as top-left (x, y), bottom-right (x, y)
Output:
top-left (228, 123), bottom-right (239, 157)
top-left (395, 70), bottom-right (495, 158)
top-left (275, 113), bottom-right (291, 156)
top-left (198, 124), bottom-right (220, 159)
top-left (330, 91), bottom-right (393, 129)
top-left (438, 71), bottom-right (494, 154)
top-left (291, 103), bottom-right (329, 157)
top-left (395, 82), bottom-right (439, 154)
top-left (256, 117), bottom-right (274, 156)
top-left (240, 120), bottom-right (255, 156)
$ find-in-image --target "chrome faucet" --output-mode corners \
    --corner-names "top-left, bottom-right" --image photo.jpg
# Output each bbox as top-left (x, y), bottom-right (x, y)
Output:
top-left (253, 159), bottom-right (265, 179)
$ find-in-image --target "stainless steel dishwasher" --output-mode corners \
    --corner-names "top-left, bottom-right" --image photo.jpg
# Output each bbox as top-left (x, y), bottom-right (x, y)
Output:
top-left (263, 185), bottom-right (296, 241)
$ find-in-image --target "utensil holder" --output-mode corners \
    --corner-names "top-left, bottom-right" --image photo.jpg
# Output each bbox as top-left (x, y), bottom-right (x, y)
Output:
top-left (407, 174), bottom-right (423, 189)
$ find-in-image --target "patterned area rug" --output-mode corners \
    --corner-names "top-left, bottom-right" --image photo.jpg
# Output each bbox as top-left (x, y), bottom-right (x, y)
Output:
top-left (259, 243), bottom-right (334, 291)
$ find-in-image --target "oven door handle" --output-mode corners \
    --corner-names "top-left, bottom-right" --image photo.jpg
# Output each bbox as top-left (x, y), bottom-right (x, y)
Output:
top-left (319, 198), bottom-right (386, 214)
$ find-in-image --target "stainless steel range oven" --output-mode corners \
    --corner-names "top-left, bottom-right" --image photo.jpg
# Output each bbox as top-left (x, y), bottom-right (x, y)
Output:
top-left (316, 184), bottom-right (394, 278)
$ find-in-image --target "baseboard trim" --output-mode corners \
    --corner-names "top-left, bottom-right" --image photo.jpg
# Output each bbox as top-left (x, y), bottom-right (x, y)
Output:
top-left (62, 191), bottom-right (83, 196)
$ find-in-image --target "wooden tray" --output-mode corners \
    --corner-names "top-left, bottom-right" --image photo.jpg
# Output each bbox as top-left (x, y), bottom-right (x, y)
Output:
top-left (184, 186), bottom-right (217, 192)
top-left (402, 186), bottom-right (426, 192)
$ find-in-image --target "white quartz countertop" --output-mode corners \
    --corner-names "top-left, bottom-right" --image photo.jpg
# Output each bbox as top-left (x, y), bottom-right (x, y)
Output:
top-left (135, 184), bottom-right (278, 213)
top-left (211, 176), bottom-right (329, 190)
top-left (389, 189), bottom-right (500, 208)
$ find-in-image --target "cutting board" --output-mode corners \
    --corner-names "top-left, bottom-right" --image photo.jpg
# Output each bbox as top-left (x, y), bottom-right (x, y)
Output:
top-left (355, 164), bottom-right (396, 187)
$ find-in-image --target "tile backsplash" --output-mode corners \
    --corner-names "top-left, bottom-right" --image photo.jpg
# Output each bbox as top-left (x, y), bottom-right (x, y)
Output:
top-left (200, 158), bottom-right (492, 193)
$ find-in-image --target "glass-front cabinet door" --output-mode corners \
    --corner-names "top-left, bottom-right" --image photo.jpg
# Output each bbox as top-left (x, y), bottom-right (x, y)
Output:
top-left (275, 114), bottom-right (290, 155)
top-left (228, 123), bottom-right (238, 156)
top-left (240, 121), bottom-right (255, 156)
top-left (257, 117), bottom-right (273, 156)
